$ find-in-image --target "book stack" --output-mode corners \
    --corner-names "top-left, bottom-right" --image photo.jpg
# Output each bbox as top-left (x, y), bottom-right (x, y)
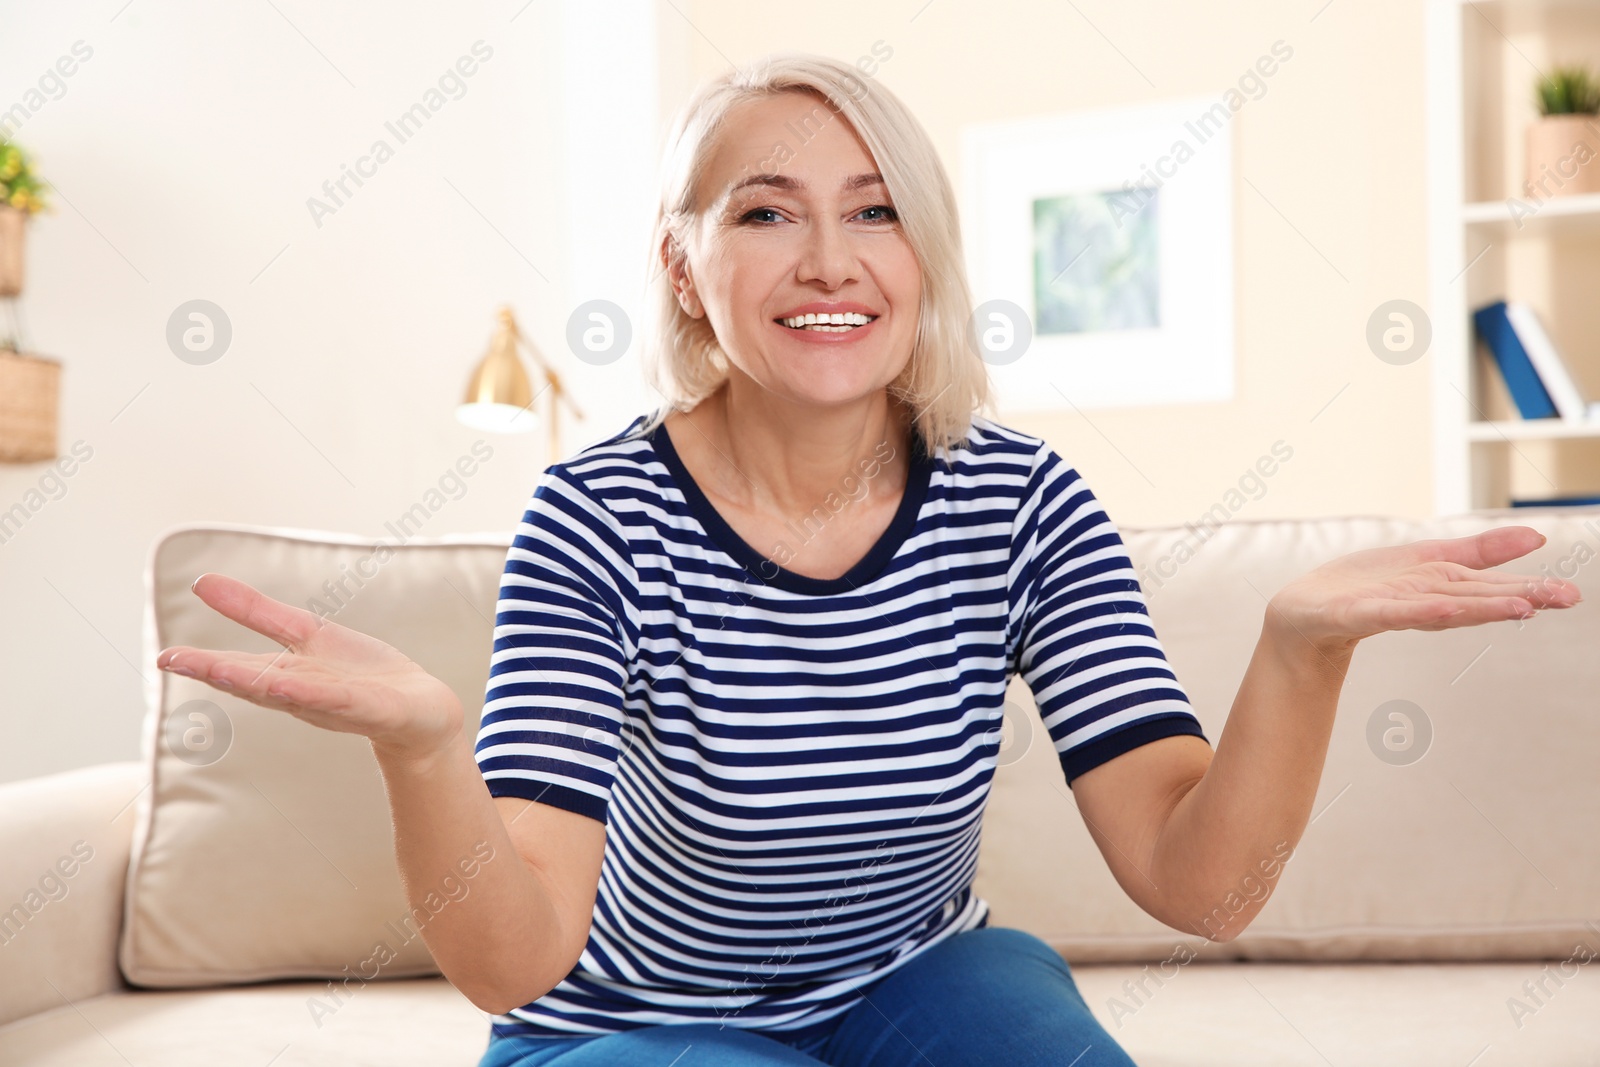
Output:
top-left (1472, 300), bottom-right (1599, 422)
top-left (1473, 300), bottom-right (1600, 507)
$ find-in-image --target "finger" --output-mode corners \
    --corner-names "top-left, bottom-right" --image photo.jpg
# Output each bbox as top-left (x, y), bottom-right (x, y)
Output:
top-left (1442, 563), bottom-right (1582, 605)
top-left (159, 648), bottom-right (315, 701)
top-left (161, 647), bottom-right (354, 717)
top-left (157, 646), bottom-right (286, 677)
top-left (1351, 594), bottom-right (1538, 632)
top-left (189, 573), bottom-right (329, 652)
top-left (211, 659), bottom-right (354, 713)
top-left (1438, 560), bottom-right (1581, 595)
top-left (1439, 595), bottom-right (1542, 624)
top-left (1399, 579), bottom-right (1580, 607)
top-left (1392, 526), bottom-right (1547, 571)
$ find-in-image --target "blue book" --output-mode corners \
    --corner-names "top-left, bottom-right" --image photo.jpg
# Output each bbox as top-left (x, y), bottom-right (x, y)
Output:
top-left (1474, 301), bottom-right (1557, 419)
top-left (1511, 495), bottom-right (1600, 507)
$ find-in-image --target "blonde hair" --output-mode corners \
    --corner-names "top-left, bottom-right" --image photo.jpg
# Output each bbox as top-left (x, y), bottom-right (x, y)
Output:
top-left (630, 51), bottom-right (993, 457)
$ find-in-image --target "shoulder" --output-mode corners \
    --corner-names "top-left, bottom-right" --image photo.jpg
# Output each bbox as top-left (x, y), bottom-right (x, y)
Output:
top-left (536, 413), bottom-right (665, 509)
top-left (508, 415), bottom-right (667, 576)
top-left (951, 417), bottom-right (1112, 555)
top-left (508, 419), bottom-right (652, 613)
top-left (950, 413), bottom-right (1049, 463)
top-left (942, 414), bottom-right (1069, 494)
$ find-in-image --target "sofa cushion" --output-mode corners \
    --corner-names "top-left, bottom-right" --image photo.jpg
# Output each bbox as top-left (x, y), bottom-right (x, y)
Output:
top-left (977, 508), bottom-right (1600, 961)
top-left (0, 977), bottom-right (488, 1066)
top-left (121, 525), bottom-right (511, 987)
top-left (1084, 959), bottom-right (1600, 1065)
top-left (1, 965), bottom-right (1595, 1066)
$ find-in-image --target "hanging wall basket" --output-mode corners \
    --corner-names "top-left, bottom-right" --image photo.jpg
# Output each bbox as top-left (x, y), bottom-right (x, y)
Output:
top-left (0, 349), bottom-right (60, 462)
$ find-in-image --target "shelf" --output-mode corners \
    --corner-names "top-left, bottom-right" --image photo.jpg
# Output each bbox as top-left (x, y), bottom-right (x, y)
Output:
top-left (1429, 0), bottom-right (1600, 512)
top-left (1460, 0), bottom-right (1600, 11)
top-left (1466, 419), bottom-right (1600, 441)
top-left (1463, 192), bottom-right (1600, 233)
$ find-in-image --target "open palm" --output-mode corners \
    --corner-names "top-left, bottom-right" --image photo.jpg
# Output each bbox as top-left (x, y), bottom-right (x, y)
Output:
top-left (1267, 525), bottom-right (1582, 651)
top-left (156, 572), bottom-right (465, 761)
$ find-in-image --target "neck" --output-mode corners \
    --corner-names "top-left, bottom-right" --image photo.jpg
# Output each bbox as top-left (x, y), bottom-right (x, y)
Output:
top-left (694, 373), bottom-right (913, 515)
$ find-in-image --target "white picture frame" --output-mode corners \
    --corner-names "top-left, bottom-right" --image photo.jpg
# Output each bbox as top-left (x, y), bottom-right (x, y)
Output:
top-left (962, 97), bottom-right (1235, 412)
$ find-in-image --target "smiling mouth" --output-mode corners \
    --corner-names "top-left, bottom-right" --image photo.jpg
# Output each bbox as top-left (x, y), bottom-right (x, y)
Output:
top-left (777, 313), bottom-right (879, 333)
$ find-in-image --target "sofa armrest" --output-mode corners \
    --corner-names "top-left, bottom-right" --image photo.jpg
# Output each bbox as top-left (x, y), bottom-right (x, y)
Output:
top-left (0, 761), bottom-right (145, 1027)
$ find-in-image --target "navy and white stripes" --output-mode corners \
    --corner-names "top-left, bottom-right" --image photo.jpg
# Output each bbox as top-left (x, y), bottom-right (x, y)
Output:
top-left (473, 412), bottom-right (1207, 1039)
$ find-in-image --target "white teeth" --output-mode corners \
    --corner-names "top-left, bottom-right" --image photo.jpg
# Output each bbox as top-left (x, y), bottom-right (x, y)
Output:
top-left (779, 312), bottom-right (875, 330)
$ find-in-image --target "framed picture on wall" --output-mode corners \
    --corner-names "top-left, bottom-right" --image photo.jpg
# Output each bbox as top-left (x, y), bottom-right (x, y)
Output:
top-left (961, 96), bottom-right (1235, 412)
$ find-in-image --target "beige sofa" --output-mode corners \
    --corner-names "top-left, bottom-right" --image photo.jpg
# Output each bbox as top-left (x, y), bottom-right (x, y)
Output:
top-left (2, 510), bottom-right (1598, 1066)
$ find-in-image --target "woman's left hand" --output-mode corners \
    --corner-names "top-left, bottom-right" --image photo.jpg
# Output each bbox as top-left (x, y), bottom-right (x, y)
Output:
top-left (1266, 525), bottom-right (1583, 656)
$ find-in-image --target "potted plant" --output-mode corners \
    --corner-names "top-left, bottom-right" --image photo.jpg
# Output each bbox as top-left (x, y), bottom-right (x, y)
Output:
top-left (1525, 63), bottom-right (1600, 199)
top-left (0, 141), bottom-right (49, 297)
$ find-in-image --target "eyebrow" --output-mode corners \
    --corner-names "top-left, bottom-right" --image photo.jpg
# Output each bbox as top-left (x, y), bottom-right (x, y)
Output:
top-left (724, 172), bottom-right (886, 197)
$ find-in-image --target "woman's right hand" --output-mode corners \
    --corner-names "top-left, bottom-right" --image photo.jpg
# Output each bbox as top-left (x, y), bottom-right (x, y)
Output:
top-left (156, 572), bottom-right (466, 765)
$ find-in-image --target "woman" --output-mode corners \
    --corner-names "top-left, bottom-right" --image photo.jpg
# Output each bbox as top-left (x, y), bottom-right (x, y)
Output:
top-left (156, 53), bottom-right (1579, 1067)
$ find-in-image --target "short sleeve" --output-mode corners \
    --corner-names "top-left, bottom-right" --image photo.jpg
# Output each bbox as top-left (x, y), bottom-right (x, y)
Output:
top-left (1009, 447), bottom-right (1209, 787)
top-left (473, 466), bottom-right (634, 824)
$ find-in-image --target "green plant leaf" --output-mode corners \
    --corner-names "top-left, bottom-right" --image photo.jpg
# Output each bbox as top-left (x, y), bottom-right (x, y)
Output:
top-left (1536, 63), bottom-right (1600, 116)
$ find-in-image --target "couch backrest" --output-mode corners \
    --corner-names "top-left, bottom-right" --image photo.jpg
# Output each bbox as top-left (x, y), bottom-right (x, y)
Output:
top-left (123, 525), bottom-right (512, 986)
top-left (124, 511), bottom-right (1600, 987)
top-left (976, 508), bottom-right (1600, 962)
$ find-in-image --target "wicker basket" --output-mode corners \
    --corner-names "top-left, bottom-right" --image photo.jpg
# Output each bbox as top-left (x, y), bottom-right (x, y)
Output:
top-left (0, 207), bottom-right (23, 297)
top-left (0, 349), bottom-right (59, 462)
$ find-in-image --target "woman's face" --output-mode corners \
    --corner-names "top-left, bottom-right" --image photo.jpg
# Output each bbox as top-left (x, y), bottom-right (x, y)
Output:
top-left (673, 91), bottom-right (921, 411)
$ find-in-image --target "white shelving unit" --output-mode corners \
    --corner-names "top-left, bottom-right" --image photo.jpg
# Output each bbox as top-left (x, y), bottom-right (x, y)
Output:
top-left (1461, 189), bottom-right (1600, 228)
top-left (1428, 0), bottom-right (1600, 514)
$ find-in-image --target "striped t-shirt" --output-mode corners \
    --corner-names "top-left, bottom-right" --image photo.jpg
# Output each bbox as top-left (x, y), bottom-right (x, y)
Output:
top-left (473, 411), bottom-right (1207, 1042)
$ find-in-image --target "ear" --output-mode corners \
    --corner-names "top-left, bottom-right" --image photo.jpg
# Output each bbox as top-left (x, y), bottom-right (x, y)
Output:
top-left (662, 236), bottom-right (704, 319)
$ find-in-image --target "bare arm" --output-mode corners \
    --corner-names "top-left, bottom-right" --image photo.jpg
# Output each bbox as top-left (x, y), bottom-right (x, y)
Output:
top-left (158, 573), bottom-right (605, 1013)
top-left (374, 734), bottom-right (605, 1013)
top-left (1071, 619), bottom-right (1349, 942)
top-left (1073, 526), bottom-right (1581, 940)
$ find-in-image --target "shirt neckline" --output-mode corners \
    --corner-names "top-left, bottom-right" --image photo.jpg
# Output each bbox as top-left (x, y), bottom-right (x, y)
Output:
top-left (647, 415), bottom-right (935, 597)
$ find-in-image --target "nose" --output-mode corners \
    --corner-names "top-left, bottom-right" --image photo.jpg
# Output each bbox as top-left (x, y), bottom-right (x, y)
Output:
top-left (795, 212), bottom-right (861, 290)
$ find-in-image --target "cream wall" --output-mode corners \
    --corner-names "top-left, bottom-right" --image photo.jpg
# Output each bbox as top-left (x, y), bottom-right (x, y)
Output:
top-left (0, 0), bottom-right (661, 783)
top-left (1, 0), bottom-right (1435, 783)
top-left (668, 0), bottom-right (1437, 529)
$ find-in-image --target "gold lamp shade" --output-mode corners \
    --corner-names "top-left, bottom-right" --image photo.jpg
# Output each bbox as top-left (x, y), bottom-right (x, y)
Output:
top-left (457, 306), bottom-right (583, 460)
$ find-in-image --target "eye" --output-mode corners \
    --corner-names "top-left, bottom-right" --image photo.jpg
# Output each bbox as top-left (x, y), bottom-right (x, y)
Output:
top-left (857, 205), bottom-right (898, 224)
top-left (739, 207), bottom-right (784, 225)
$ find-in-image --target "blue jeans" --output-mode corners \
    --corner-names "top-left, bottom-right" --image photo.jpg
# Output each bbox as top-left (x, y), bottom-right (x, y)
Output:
top-left (477, 926), bottom-right (1138, 1066)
